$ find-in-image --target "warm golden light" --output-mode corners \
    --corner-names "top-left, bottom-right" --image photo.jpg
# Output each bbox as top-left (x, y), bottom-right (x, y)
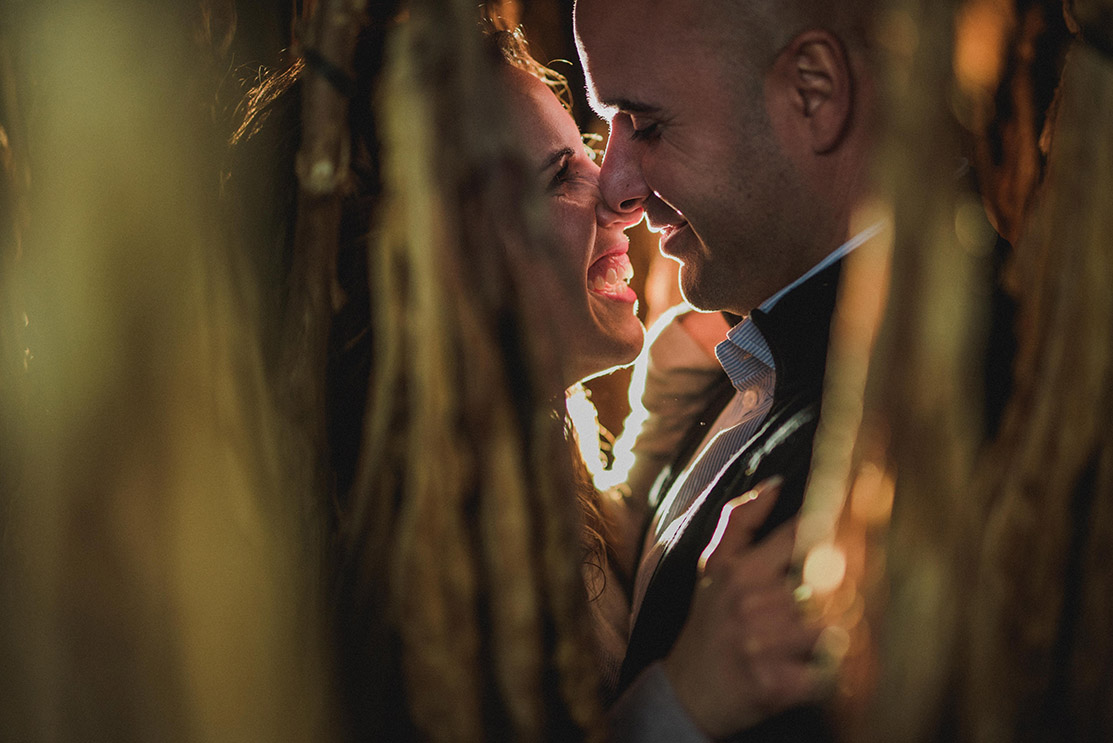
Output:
top-left (565, 384), bottom-right (607, 478)
top-left (954, 1), bottom-right (1009, 94)
top-left (803, 543), bottom-right (848, 594)
top-left (849, 462), bottom-right (896, 526)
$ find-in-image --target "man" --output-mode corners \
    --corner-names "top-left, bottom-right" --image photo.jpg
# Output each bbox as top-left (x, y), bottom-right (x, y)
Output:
top-left (575, 0), bottom-right (881, 739)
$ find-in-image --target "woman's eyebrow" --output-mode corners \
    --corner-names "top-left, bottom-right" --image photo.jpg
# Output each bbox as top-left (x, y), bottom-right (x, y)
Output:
top-left (540, 146), bottom-right (576, 173)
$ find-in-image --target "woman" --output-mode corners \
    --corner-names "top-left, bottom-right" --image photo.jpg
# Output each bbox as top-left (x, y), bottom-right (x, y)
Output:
top-left (495, 30), bottom-right (648, 695)
top-left (231, 13), bottom-right (706, 740)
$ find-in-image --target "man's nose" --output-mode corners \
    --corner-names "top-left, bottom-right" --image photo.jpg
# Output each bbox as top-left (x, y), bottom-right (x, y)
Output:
top-left (596, 193), bottom-right (644, 230)
top-left (597, 116), bottom-right (651, 219)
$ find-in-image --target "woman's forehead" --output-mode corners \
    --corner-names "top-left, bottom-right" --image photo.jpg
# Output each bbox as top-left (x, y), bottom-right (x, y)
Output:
top-left (502, 68), bottom-right (582, 151)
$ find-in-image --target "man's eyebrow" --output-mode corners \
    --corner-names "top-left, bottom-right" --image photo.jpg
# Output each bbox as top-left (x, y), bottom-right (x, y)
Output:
top-left (597, 98), bottom-right (660, 116)
top-left (540, 146), bottom-right (575, 172)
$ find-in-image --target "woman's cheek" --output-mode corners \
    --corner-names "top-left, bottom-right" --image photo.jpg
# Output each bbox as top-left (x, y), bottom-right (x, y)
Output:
top-left (551, 201), bottom-right (595, 268)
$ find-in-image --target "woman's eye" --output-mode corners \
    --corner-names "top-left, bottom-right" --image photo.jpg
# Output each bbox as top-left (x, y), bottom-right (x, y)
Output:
top-left (548, 161), bottom-right (571, 189)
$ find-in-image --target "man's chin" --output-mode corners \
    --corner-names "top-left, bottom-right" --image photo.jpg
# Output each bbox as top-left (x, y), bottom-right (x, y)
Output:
top-left (677, 267), bottom-right (714, 312)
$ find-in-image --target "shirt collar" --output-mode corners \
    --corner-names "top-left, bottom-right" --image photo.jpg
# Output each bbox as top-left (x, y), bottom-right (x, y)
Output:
top-left (713, 221), bottom-right (886, 390)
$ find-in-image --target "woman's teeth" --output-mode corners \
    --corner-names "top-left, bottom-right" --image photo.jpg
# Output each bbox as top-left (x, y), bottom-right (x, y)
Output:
top-left (591, 261), bottom-right (634, 294)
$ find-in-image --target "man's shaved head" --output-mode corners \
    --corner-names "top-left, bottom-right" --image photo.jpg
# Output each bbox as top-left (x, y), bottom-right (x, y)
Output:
top-left (574, 0), bottom-right (878, 314)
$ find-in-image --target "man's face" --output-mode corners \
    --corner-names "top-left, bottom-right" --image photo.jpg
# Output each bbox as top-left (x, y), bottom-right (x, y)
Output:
top-left (575, 0), bottom-right (812, 315)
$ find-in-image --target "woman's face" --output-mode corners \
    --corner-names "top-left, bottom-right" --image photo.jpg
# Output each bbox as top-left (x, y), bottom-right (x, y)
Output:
top-left (502, 67), bottom-right (645, 385)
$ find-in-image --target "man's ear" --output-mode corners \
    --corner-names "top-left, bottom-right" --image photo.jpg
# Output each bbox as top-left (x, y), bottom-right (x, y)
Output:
top-left (767, 30), bottom-right (852, 154)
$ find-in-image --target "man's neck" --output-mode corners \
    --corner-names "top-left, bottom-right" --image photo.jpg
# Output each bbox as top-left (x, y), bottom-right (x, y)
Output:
top-left (756, 220), bottom-right (886, 315)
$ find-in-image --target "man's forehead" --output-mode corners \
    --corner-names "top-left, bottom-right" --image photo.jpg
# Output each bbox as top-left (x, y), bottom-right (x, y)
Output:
top-left (575, 0), bottom-right (686, 23)
top-left (575, 0), bottom-right (704, 114)
top-left (575, 0), bottom-right (706, 40)
top-left (576, 0), bottom-right (667, 51)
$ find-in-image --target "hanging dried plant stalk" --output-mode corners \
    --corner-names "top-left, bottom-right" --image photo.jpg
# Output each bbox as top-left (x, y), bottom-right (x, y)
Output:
top-left (838, 0), bottom-right (1113, 740)
top-left (278, 0), bottom-right (367, 490)
top-left (965, 17), bottom-right (1113, 740)
top-left (814, 0), bottom-right (995, 739)
top-left (0, 3), bottom-right (329, 740)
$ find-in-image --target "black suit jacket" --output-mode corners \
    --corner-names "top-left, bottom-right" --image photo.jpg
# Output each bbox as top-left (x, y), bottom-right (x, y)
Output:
top-left (619, 260), bottom-right (844, 742)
